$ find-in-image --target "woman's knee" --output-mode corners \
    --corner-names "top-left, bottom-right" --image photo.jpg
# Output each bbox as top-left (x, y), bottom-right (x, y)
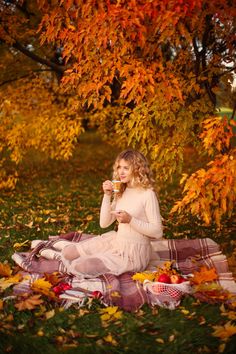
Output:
top-left (74, 258), bottom-right (109, 276)
top-left (62, 245), bottom-right (80, 261)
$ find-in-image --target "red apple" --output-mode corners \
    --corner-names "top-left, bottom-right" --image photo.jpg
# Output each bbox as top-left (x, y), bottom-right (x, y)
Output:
top-left (170, 275), bottom-right (181, 284)
top-left (92, 291), bottom-right (103, 299)
top-left (178, 277), bottom-right (187, 283)
top-left (157, 273), bottom-right (171, 283)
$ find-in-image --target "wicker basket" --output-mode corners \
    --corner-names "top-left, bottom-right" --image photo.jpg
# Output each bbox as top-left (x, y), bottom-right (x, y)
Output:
top-left (143, 280), bottom-right (192, 309)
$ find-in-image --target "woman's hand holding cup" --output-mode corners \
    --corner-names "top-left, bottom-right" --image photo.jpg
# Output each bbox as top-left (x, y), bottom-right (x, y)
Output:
top-left (102, 180), bottom-right (113, 196)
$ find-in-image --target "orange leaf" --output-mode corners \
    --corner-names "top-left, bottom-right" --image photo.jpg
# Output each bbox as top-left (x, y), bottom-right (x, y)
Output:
top-left (15, 294), bottom-right (44, 311)
top-left (0, 262), bottom-right (12, 277)
top-left (44, 272), bottom-right (63, 286)
top-left (192, 266), bottom-right (218, 285)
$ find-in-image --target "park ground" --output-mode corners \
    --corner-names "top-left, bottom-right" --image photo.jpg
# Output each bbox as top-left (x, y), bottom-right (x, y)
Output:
top-left (0, 127), bottom-right (236, 354)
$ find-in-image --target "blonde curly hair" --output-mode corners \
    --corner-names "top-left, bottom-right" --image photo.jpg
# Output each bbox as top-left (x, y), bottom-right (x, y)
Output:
top-left (112, 149), bottom-right (155, 196)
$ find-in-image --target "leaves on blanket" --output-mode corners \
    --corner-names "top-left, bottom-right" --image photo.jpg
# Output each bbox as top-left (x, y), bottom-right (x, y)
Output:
top-left (31, 278), bottom-right (57, 299)
top-left (132, 272), bottom-right (156, 283)
top-left (44, 272), bottom-right (64, 286)
top-left (193, 283), bottom-right (231, 304)
top-left (0, 262), bottom-right (12, 277)
top-left (15, 294), bottom-right (44, 311)
top-left (191, 266), bottom-right (218, 285)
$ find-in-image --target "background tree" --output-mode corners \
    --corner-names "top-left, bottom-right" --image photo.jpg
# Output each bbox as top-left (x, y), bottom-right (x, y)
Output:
top-left (0, 0), bottom-right (235, 226)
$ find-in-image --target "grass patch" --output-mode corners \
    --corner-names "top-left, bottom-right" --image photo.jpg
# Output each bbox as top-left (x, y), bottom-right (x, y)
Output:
top-left (0, 130), bottom-right (236, 353)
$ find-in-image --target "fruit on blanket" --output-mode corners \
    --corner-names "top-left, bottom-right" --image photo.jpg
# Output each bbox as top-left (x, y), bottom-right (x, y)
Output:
top-left (53, 282), bottom-right (72, 295)
top-left (157, 273), bottom-right (171, 283)
top-left (178, 277), bottom-right (187, 283)
top-left (92, 290), bottom-right (103, 299)
top-left (170, 274), bottom-right (181, 284)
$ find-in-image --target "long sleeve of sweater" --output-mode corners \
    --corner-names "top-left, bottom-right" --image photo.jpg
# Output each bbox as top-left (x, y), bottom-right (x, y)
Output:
top-left (99, 194), bottom-right (116, 228)
top-left (129, 190), bottom-right (163, 239)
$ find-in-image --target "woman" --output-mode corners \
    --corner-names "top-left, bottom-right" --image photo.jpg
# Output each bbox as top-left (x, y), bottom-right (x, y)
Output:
top-left (13, 149), bottom-right (163, 278)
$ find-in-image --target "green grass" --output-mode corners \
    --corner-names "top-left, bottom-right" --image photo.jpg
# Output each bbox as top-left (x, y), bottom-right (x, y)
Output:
top-left (0, 131), bottom-right (236, 354)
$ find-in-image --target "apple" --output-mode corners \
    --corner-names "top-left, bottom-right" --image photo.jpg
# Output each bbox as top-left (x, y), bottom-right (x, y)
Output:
top-left (92, 290), bottom-right (103, 299)
top-left (170, 274), bottom-right (181, 284)
top-left (178, 277), bottom-right (187, 283)
top-left (157, 273), bottom-right (171, 283)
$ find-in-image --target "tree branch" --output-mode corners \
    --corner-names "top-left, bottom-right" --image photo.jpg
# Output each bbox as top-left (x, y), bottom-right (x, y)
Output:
top-left (0, 69), bottom-right (53, 87)
top-left (12, 41), bottom-right (67, 74)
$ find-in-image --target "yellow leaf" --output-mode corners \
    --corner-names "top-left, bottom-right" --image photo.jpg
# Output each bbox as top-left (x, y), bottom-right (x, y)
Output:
top-left (156, 338), bottom-right (164, 344)
top-left (31, 278), bottom-right (52, 292)
top-left (132, 272), bottom-right (156, 283)
top-left (110, 291), bottom-right (121, 298)
top-left (113, 311), bottom-right (123, 320)
top-left (100, 313), bottom-right (111, 321)
top-left (45, 309), bottom-right (55, 320)
top-left (181, 309), bottom-right (190, 315)
top-left (13, 239), bottom-right (30, 250)
top-left (99, 306), bottom-right (122, 322)
top-left (0, 273), bottom-right (23, 290)
top-left (31, 277), bottom-right (56, 298)
top-left (86, 215), bottom-right (93, 221)
top-left (103, 333), bottom-right (118, 345)
top-left (37, 329), bottom-right (44, 337)
top-left (212, 321), bottom-right (236, 341)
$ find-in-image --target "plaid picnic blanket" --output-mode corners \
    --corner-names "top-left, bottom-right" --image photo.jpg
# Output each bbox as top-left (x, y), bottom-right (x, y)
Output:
top-left (12, 233), bottom-right (236, 311)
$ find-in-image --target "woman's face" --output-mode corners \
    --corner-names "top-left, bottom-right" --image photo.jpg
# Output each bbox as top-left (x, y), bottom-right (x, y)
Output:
top-left (117, 159), bottom-right (133, 186)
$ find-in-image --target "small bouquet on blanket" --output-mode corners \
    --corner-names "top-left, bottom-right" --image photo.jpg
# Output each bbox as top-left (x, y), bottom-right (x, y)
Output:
top-left (132, 261), bottom-right (192, 309)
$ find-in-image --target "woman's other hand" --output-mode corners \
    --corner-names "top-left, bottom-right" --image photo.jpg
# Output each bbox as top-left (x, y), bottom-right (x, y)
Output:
top-left (116, 210), bottom-right (131, 224)
top-left (102, 180), bottom-right (113, 196)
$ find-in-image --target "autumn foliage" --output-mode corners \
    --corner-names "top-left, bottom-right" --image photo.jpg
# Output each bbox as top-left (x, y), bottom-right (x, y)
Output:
top-left (0, 0), bottom-right (235, 226)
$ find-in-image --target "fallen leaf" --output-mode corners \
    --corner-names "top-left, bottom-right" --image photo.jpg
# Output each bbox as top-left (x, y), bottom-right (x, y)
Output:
top-left (25, 221), bottom-right (34, 228)
top-left (0, 273), bottom-right (23, 290)
top-left (103, 333), bottom-right (118, 346)
top-left (198, 316), bottom-right (206, 325)
top-left (99, 306), bottom-right (123, 322)
top-left (181, 309), bottom-right (190, 315)
top-left (15, 294), bottom-right (44, 311)
top-left (31, 278), bottom-right (52, 294)
top-left (13, 239), bottom-right (30, 250)
top-left (192, 266), bottom-right (218, 285)
top-left (45, 309), bottom-right (55, 319)
top-left (212, 321), bottom-right (236, 341)
top-left (218, 343), bottom-right (226, 353)
top-left (0, 262), bottom-right (12, 277)
top-left (44, 272), bottom-right (63, 286)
